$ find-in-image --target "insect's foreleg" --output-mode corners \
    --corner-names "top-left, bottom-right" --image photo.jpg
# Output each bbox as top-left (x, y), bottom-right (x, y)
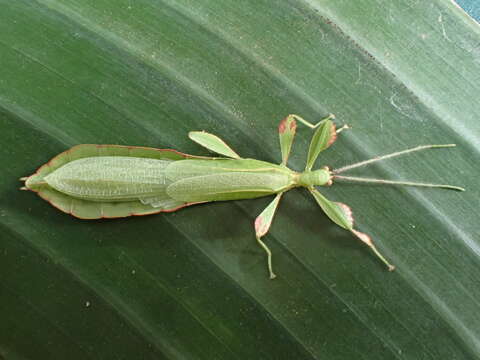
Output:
top-left (336, 124), bottom-right (350, 134)
top-left (333, 144), bottom-right (457, 174)
top-left (289, 114), bottom-right (333, 129)
top-left (304, 115), bottom-right (343, 171)
top-left (278, 114), bottom-right (348, 167)
top-left (254, 193), bottom-right (283, 279)
top-left (289, 114), bottom-right (350, 132)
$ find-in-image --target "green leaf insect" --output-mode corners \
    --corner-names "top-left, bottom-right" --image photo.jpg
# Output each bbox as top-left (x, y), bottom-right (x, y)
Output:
top-left (21, 114), bottom-right (464, 279)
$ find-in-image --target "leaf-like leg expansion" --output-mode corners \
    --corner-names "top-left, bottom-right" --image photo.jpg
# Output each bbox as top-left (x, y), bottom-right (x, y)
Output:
top-left (309, 187), bottom-right (395, 271)
top-left (254, 192), bottom-right (283, 279)
top-left (305, 116), bottom-right (338, 171)
top-left (278, 115), bottom-right (298, 165)
top-left (278, 114), bottom-right (342, 171)
top-left (189, 131), bottom-right (241, 158)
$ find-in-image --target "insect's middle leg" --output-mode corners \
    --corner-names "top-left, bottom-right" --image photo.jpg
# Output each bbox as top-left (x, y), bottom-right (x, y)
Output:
top-left (254, 192), bottom-right (283, 279)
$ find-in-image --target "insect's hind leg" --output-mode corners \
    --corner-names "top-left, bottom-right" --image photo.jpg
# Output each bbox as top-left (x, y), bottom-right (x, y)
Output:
top-left (254, 193), bottom-right (283, 279)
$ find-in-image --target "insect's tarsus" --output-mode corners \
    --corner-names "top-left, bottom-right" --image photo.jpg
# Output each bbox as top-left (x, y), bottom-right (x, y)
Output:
top-left (256, 236), bottom-right (276, 279)
top-left (333, 144), bottom-right (457, 174)
top-left (333, 175), bottom-right (465, 191)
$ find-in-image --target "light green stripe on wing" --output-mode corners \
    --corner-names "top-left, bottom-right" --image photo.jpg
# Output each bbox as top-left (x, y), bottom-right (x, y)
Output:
top-left (165, 159), bottom-right (291, 182)
top-left (139, 196), bottom-right (185, 209)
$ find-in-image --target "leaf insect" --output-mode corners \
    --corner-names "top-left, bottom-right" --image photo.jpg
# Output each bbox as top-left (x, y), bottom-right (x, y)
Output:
top-left (21, 114), bottom-right (464, 279)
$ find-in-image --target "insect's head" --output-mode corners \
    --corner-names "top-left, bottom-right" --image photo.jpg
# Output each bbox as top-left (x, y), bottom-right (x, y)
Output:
top-left (298, 166), bottom-right (332, 187)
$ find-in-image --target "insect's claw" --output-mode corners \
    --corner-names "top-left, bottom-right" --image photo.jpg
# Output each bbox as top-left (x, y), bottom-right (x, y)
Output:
top-left (19, 177), bottom-right (28, 181)
top-left (20, 187), bottom-right (28, 191)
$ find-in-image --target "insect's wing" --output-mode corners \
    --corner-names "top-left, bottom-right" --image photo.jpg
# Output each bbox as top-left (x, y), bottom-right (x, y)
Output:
top-left (278, 115), bottom-right (297, 165)
top-left (305, 119), bottom-right (336, 171)
top-left (23, 144), bottom-right (200, 219)
top-left (189, 131), bottom-right (241, 159)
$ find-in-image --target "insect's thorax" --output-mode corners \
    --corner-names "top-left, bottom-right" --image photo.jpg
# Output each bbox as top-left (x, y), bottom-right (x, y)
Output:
top-left (297, 168), bottom-right (331, 187)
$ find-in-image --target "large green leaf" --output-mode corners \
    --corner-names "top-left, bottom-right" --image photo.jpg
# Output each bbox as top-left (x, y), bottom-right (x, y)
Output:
top-left (1, 1), bottom-right (479, 359)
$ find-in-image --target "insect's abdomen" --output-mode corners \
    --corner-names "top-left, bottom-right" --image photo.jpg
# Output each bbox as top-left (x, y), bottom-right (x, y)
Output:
top-left (45, 157), bottom-right (173, 201)
top-left (165, 159), bottom-right (294, 202)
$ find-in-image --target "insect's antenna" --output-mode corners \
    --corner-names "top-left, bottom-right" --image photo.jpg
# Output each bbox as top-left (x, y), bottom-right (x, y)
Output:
top-left (333, 175), bottom-right (465, 191)
top-left (333, 144), bottom-right (456, 174)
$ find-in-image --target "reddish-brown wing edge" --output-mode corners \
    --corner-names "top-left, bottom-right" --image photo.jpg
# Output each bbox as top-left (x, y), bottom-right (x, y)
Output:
top-left (37, 189), bottom-right (205, 220)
